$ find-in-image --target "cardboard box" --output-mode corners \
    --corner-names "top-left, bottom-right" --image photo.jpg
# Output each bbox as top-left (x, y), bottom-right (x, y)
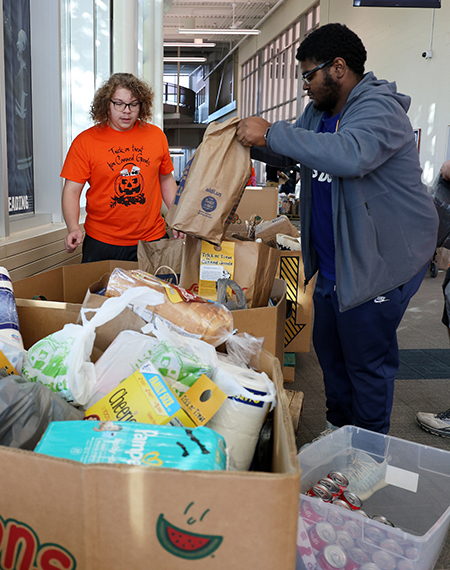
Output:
top-left (13, 261), bottom-right (287, 367)
top-left (232, 278), bottom-right (286, 365)
top-left (12, 260), bottom-right (138, 303)
top-left (278, 251), bottom-right (314, 353)
top-left (227, 186), bottom-right (279, 233)
top-left (2, 302), bottom-right (301, 570)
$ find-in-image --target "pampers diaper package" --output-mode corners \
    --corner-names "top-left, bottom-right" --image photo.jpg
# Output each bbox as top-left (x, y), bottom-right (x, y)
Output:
top-left (35, 420), bottom-right (227, 471)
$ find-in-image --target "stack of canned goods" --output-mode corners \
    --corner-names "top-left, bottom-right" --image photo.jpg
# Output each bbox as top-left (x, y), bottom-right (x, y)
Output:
top-left (300, 472), bottom-right (422, 569)
top-left (306, 471), bottom-right (365, 514)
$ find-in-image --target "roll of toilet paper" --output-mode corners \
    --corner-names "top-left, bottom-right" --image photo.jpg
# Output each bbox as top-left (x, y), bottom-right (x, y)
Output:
top-left (206, 354), bottom-right (277, 471)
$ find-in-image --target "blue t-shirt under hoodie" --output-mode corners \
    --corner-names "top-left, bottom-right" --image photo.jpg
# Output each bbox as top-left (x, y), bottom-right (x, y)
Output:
top-left (310, 112), bottom-right (341, 281)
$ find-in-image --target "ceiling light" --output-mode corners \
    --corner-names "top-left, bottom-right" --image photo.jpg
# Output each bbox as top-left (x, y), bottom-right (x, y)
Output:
top-left (178, 28), bottom-right (260, 36)
top-left (163, 56), bottom-right (207, 63)
top-left (164, 42), bottom-right (216, 48)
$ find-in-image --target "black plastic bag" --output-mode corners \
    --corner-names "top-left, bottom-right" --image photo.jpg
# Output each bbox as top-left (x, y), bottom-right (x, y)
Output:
top-left (0, 373), bottom-right (84, 450)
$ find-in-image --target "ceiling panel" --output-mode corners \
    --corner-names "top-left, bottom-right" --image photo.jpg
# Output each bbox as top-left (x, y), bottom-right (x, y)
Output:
top-left (163, 0), bottom-right (280, 43)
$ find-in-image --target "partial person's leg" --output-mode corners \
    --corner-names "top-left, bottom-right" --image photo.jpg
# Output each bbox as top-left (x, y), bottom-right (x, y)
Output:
top-left (81, 234), bottom-right (138, 263)
top-left (416, 265), bottom-right (450, 436)
top-left (338, 265), bottom-right (428, 434)
top-left (312, 273), bottom-right (353, 428)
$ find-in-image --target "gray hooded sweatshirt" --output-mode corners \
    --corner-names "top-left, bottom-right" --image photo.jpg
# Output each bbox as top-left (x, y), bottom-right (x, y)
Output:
top-left (252, 72), bottom-right (439, 311)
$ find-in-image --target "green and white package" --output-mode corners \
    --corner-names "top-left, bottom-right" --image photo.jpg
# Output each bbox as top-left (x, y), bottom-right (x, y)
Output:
top-left (22, 287), bottom-right (165, 405)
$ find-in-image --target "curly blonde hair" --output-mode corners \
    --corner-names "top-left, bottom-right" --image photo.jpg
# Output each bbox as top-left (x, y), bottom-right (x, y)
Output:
top-left (90, 73), bottom-right (154, 125)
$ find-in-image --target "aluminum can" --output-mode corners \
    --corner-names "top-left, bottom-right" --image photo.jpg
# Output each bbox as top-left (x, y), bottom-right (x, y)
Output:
top-left (308, 521), bottom-right (337, 553)
top-left (319, 477), bottom-right (342, 498)
top-left (343, 519), bottom-right (363, 539)
top-left (340, 490), bottom-right (362, 510)
top-left (359, 564), bottom-right (381, 570)
top-left (300, 498), bottom-right (326, 524)
top-left (343, 557), bottom-right (361, 570)
top-left (379, 538), bottom-right (404, 556)
top-left (306, 483), bottom-right (333, 502)
top-left (386, 531), bottom-right (411, 547)
top-left (328, 470), bottom-right (349, 493)
top-left (335, 529), bottom-right (355, 550)
top-left (364, 524), bottom-right (386, 543)
top-left (371, 550), bottom-right (396, 570)
top-left (347, 546), bottom-right (370, 566)
top-left (371, 515), bottom-right (394, 527)
top-left (356, 537), bottom-right (379, 555)
top-left (405, 546), bottom-right (420, 560)
top-left (333, 498), bottom-right (352, 510)
top-left (328, 508), bottom-right (346, 528)
top-left (396, 561), bottom-right (415, 570)
top-left (317, 544), bottom-right (348, 569)
top-left (357, 510), bottom-right (369, 518)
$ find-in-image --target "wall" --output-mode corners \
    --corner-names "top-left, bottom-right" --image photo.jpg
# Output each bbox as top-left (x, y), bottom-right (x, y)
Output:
top-left (238, 0), bottom-right (450, 184)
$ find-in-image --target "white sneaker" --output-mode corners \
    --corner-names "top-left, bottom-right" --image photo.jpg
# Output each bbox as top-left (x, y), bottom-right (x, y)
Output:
top-left (298, 422), bottom-right (338, 453)
top-left (340, 450), bottom-right (388, 502)
top-left (416, 409), bottom-right (450, 437)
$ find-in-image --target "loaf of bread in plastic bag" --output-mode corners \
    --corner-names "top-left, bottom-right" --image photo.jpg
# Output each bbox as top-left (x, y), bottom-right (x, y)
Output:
top-left (105, 268), bottom-right (234, 347)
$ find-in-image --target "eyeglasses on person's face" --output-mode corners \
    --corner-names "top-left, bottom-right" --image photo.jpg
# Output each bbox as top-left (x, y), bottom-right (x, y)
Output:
top-left (110, 100), bottom-right (141, 111)
top-left (301, 59), bottom-right (334, 86)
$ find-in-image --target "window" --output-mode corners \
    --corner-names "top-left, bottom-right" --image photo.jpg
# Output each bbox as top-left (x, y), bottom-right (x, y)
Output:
top-left (240, 2), bottom-right (320, 123)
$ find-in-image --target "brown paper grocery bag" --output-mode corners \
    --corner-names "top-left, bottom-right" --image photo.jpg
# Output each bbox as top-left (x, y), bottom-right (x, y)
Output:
top-left (165, 117), bottom-right (251, 246)
top-left (137, 239), bottom-right (183, 284)
top-left (180, 235), bottom-right (280, 309)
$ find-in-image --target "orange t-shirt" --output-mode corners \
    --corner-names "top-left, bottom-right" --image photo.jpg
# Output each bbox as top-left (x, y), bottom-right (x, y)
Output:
top-left (61, 122), bottom-right (174, 245)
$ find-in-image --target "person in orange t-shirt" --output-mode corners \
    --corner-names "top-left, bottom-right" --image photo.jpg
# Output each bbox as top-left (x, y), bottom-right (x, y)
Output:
top-left (61, 72), bottom-right (183, 263)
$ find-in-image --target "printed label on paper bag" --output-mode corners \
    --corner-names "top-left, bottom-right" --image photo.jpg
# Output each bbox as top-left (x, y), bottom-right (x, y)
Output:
top-left (198, 241), bottom-right (235, 299)
top-left (179, 374), bottom-right (227, 425)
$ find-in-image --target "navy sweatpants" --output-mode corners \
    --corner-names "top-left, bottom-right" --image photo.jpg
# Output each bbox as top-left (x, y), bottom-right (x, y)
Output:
top-left (312, 265), bottom-right (428, 434)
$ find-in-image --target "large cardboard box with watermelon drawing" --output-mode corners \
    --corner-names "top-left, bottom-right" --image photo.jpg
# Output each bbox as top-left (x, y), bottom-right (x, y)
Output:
top-left (0, 300), bottom-right (301, 570)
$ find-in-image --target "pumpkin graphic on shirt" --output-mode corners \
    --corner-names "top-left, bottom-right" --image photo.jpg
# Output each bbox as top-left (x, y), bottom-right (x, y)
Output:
top-left (111, 163), bottom-right (146, 207)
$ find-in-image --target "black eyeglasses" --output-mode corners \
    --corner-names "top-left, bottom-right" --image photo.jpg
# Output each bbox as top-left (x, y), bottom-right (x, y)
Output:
top-left (110, 100), bottom-right (141, 111)
top-left (301, 59), bottom-right (334, 86)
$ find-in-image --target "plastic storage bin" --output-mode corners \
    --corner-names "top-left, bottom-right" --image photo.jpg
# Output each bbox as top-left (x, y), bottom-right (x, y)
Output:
top-left (297, 426), bottom-right (450, 570)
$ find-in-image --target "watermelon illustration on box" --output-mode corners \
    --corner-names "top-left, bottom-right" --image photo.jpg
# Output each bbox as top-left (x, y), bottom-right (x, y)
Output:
top-left (157, 510), bottom-right (223, 560)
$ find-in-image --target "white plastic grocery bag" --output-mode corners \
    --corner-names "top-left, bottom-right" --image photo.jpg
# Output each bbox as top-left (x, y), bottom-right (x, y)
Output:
top-left (22, 287), bottom-right (164, 406)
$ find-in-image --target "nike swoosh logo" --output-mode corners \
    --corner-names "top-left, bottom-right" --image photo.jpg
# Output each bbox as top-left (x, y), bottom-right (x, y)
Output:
top-left (374, 296), bottom-right (389, 303)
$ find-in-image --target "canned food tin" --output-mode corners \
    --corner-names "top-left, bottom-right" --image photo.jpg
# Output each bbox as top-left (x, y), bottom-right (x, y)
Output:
top-left (300, 498), bottom-right (326, 523)
top-left (328, 470), bottom-right (349, 492)
top-left (336, 529), bottom-right (355, 550)
top-left (359, 564), bottom-right (381, 570)
top-left (317, 544), bottom-right (348, 569)
top-left (371, 515), bottom-right (394, 527)
top-left (309, 521), bottom-right (337, 553)
top-left (371, 549), bottom-right (396, 570)
top-left (306, 483), bottom-right (334, 502)
top-left (347, 546), bottom-right (371, 566)
top-left (333, 498), bottom-right (352, 510)
top-left (319, 477), bottom-right (342, 498)
top-left (379, 538), bottom-right (404, 556)
top-left (328, 508), bottom-right (346, 528)
top-left (341, 490), bottom-right (362, 510)
top-left (343, 519), bottom-right (363, 539)
top-left (365, 524), bottom-right (386, 543)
